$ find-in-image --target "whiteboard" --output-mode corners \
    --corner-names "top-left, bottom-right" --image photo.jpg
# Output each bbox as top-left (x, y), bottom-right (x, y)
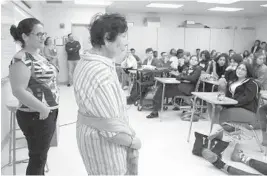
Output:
top-left (157, 28), bottom-right (185, 55)
top-left (185, 28), bottom-right (211, 54)
top-left (127, 27), bottom-right (157, 61)
top-left (210, 29), bottom-right (234, 53)
top-left (233, 29), bottom-right (256, 54)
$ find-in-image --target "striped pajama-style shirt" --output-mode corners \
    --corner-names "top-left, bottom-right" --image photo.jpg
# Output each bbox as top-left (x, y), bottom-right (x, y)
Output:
top-left (73, 53), bottom-right (130, 175)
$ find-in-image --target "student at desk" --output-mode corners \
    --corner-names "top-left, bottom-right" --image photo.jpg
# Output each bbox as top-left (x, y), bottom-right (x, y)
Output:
top-left (146, 55), bottom-right (201, 118)
top-left (208, 62), bottom-right (260, 140)
top-left (127, 48), bottom-right (160, 104)
top-left (142, 48), bottom-right (160, 67)
top-left (120, 51), bottom-right (138, 89)
top-left (253, 53), bottom-right (267, 90)
top-left (206, 53), bottom-right (229, 79)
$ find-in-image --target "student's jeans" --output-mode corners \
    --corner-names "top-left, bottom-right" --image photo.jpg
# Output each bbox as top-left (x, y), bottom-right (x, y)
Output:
top-left (16, 109), bottom-right (58, 175)
top-left (68, 60), bottom-right (79, 85)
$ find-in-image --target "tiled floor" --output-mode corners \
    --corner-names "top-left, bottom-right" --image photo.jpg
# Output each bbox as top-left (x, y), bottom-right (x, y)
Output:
top-left (1, 86), bottom-right (266, 175)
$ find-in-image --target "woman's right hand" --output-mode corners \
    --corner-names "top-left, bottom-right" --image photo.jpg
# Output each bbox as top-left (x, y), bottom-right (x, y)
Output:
top-left (130, 137), bottom-right (142, 150)
top-left (39, 107), bottom-right (50, 120)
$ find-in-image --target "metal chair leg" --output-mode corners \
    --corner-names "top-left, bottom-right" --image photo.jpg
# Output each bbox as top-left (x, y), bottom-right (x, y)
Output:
top-left (249, 125), bottom-right (264, 153)
top-left (187, 96), bottom-right (197, 142)
top-left (8, 113), bottom-right (13, 165)
top-left (12, 112), bottom-right (16, 175)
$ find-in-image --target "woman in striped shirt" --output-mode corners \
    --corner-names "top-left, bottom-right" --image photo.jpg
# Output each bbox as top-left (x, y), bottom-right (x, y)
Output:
top-left (73, 13), bottom-right (141, 175)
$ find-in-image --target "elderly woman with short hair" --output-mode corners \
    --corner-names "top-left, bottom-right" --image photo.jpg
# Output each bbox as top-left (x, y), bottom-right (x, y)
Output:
top-left (73, 13), bottom-right (141, 175)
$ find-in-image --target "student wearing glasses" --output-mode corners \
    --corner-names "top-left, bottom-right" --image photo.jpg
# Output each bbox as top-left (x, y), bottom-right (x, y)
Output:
top-left (9, 18), bottom-right (59, 175)
top-left (207, 62), bottom-right (260, 140)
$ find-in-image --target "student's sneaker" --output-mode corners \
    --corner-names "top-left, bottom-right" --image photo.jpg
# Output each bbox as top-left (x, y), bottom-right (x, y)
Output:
top-left (146, 111), bottom-right (159, 118)
top-left (123, 86), bottom-right (129, 90)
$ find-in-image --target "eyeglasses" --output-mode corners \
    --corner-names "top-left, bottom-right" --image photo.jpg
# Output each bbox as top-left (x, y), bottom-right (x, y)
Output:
top-left (236, 67), bottom-right (247, 72)
top-left (30, 32), bottom-right (47, 38)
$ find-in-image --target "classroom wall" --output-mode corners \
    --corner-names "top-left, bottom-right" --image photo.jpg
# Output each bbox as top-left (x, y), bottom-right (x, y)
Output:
top-left (251, 16), bottom-right (267, 42)
top-left (42, 6), bottom-right (105, 83)
top-left (127, 27), bottom-right (256, 60)
top-left (123, 12), bottom-right (252, 28)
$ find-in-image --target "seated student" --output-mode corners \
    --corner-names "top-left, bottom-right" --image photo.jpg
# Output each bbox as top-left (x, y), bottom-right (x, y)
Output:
top-left (120, 51), bottom-right (138, 89)
top-left (159, 52), bottom-right (170, 67)
top-left (243, 50), bottom-right (250, 59)
top-left (143, 48), bottom-right (160, 67)
top-left (199, 50), bottom-right (211, 72)
top-left (169, 48), bottom-right (178, 70)
top-left (178, 51), bottom-right (190, 73)
top-left (229, 49), bottom-right (235, 57)
top-left (261, 41), bottom-right (267, 54)
top-left (153, 51), bottom-right (158, 59)
top-left (223, 54), bottom-right (243, 82)
top-left (210, 49), bottom-right (217, 60)
top-left (253, 53), bottom-right (267, 90)
top-left (206, 53), bottom-right (229, 79)
top-left (251, 40), bottom-right (261, 54)
top-left (207, 62), bottom-right (260, 140)
top-left (130, 48), bottom-right (142, 66)
top-left (196, 48), bottom-right (201, 59)
top-left (127, 48), bottom-right (160, 104)
top-left (146, 55), bottom-right (201, 118)
top-left (257, 103), bottom-right (267, 146)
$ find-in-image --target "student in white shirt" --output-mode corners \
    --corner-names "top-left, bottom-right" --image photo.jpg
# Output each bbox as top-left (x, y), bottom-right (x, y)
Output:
top-left (169, 48), bottom-right (178, 70)
top-left (121, 52), bottom-right (137, 69)
top-left (121, 52), bottom-right (137, 89)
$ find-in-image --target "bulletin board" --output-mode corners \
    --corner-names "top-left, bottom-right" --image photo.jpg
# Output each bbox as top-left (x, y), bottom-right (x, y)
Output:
top-left (233, 29), bottom-right (256, 53)
top-left (157, 28), bottom-right (185, 54)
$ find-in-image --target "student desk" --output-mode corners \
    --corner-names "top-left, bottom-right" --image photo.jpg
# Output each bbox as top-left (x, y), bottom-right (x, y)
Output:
top-left (187, 92), bottom-right (237, 143)
top-left (154, 77), bottom-right (181, 121)
top-left (135, 68), bottom-right (170, 111)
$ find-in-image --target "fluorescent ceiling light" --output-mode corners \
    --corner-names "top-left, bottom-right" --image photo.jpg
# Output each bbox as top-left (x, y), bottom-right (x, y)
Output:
top-left (260, 4), bottom-right (267, 7)
top-left (198, 0), bottom-right (240, 4)
top-left (208, 7), bottom-right (244, 12)
top-left (74, 0), bottom-right (113, 6)
top-left (146, 3), bottom-right (183, 9)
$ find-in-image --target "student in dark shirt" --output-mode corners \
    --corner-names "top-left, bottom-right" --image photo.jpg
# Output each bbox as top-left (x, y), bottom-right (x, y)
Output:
top-left (146, 55), bottom-right (202, 118)
top-left (65, 33), bottom-right (81, 86)
top-left (199, 50), bottom-right (211, 72)
top-left (208, 62), bottom-right (260, 140)
top-left (206, 53), bottom-right (229, 79)
top-left (224, 54), bottom-right (243, 82)
top-left (251, 40), bottom-right (261, 54)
